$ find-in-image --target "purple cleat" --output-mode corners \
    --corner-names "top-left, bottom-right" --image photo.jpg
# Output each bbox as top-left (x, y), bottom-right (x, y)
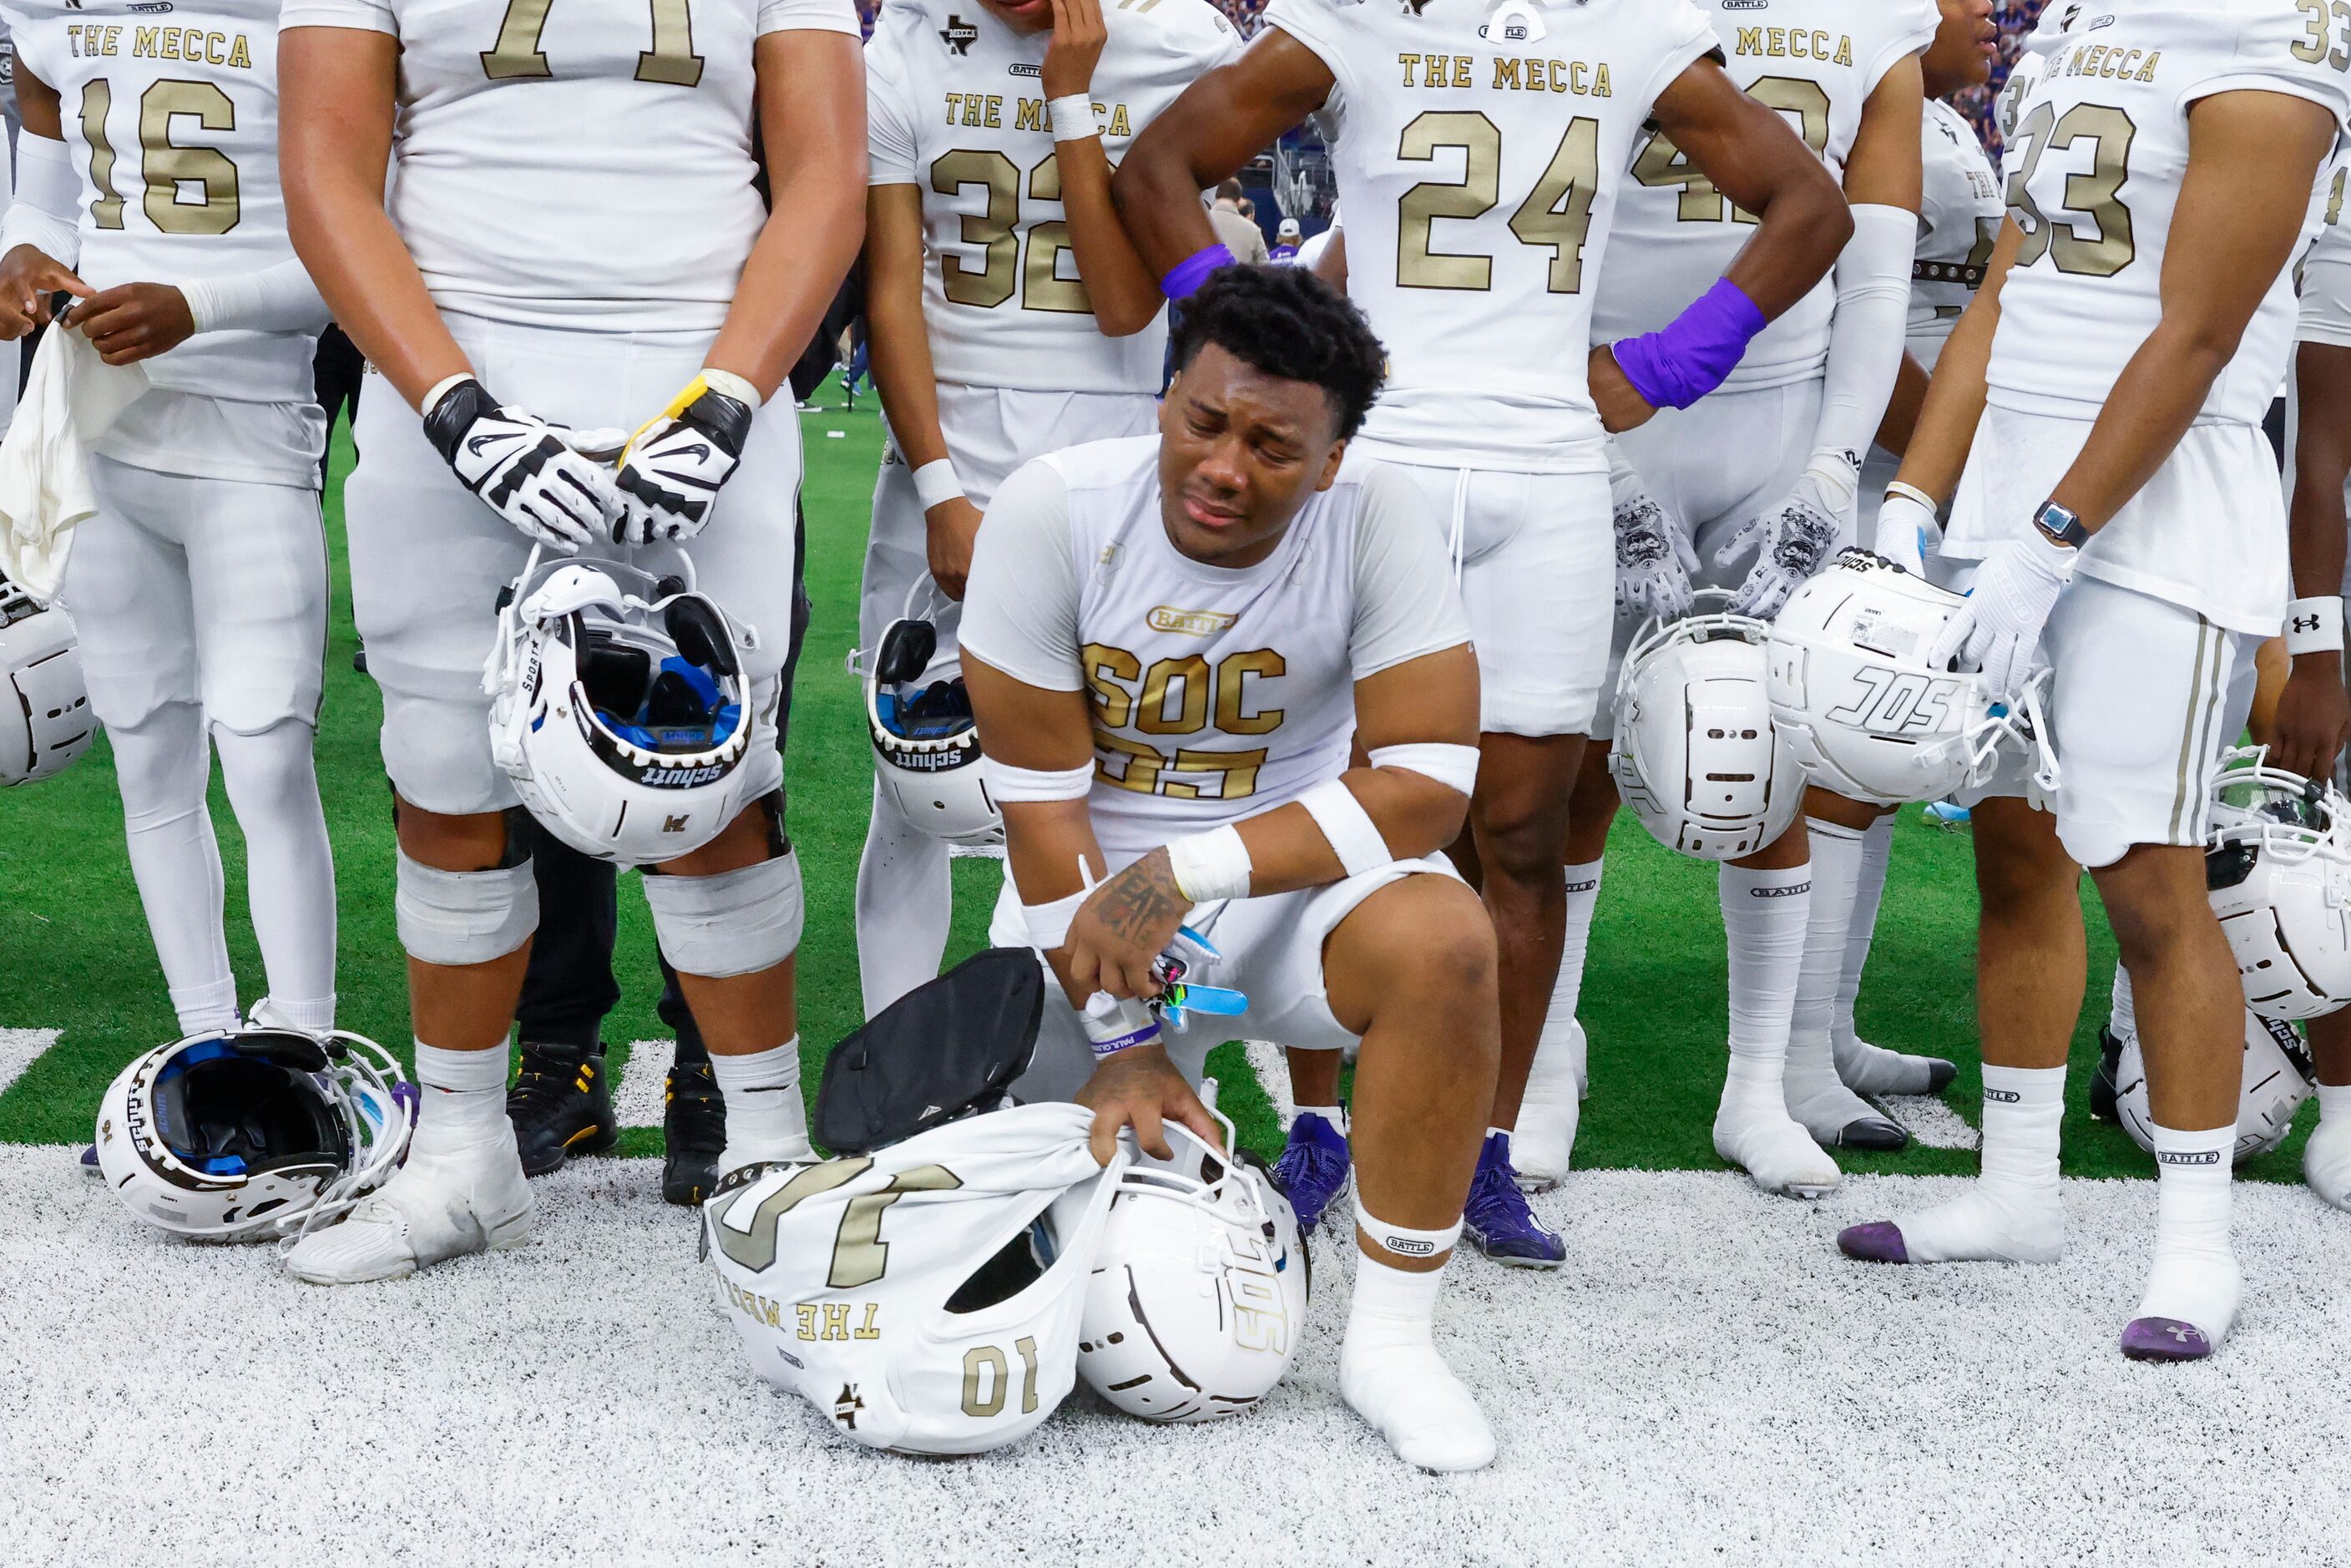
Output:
top-left (1272, 1111), bottom-right (1352, 1232)
top-left (2120, 1317), bottom-right (2214, 1363)
top-left (1838, 1221), bottom-right (1911, 1262)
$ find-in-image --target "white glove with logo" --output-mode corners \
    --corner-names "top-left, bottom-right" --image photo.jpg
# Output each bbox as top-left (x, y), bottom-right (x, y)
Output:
top-left (614, 369), bottom-right (759, 545)
top-left (1612, 463), bottom-right (1698, 621)
top-left (422, 377), bottom-right (619, 553)
top-left (1718, 453), bottom-right (1856, 619)
top-left (1926, 528), bottom-right (2077, 702)
top-left (1872, 485), bottom-right (1944, 578)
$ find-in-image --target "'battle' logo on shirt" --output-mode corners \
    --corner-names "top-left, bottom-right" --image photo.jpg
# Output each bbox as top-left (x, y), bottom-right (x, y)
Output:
top-left (1148, 606), bottom-right (1237, 636)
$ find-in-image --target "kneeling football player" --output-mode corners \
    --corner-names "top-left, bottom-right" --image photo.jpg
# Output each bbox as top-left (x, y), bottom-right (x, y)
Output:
top-left (961, 266), bottom-right (1502, 1471)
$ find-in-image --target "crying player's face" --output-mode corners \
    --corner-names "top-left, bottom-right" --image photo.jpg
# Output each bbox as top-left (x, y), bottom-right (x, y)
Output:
top-left (1157, 343), bottom-right (1347, 569)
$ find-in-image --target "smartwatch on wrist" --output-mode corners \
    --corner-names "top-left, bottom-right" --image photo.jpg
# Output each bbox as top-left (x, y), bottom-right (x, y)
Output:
top-left (2032, 500), bottom-right (2087, 550)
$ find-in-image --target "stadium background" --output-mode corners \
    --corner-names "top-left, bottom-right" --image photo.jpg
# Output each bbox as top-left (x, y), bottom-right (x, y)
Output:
top-left (9, 0), bottom-right (2319, 1186)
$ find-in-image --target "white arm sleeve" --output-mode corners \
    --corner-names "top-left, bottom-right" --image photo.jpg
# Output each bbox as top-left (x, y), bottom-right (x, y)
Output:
top-left (0, 133), bottom-right (81, 269)
top-left (1348, 464), bottom-right (1473, 681)
top-left (1810, 203), bottom-right (1917, 466)
top-left (180, 258), bottom-right (333, 336)
top-left (958, 458), bottom-right (1085, 690)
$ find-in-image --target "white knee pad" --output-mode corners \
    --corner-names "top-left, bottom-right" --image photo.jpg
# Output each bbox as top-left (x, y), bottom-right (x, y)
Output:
top-left (645, 848), bottom-right (804, 979)
top-left (394, 850), bottom-right (539, 966)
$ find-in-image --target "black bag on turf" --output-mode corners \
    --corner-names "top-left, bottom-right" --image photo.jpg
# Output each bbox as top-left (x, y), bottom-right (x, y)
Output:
top-left (814, 947), bottom-right (1044, 1155)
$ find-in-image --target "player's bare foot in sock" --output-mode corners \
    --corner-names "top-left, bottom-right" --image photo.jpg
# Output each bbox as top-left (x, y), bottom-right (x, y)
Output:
top-left (1714, 1084), bottom-right (1839, 1199)
top-left (2121, 1252), bottom-right (2240, 1362)
top-left (1838, 1181), bottom-right (2063, 1264)
top-left (1833, 1032), bottom-right (1959, 1096)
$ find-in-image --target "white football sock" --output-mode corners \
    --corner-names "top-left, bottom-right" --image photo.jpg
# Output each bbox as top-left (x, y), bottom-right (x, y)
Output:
top-left (1517, 860), bottom-right (1602, 1189)
top-left (1831, 813), bottom-right (1892, 1051)
top-left (412, 1040), bottom-right (513, 1153)
top-left (261, 993), bottom-right (338, 1033)
top-left (112, 706), bottom-right (239, 1034)
top-left (2131, 1123), bottom-right (2240, 1350)
top-left (854, 779), bottom-right (955, 1019)
top-left (1828, 814), bottom-right (1953, 1094)
top-left (2307, 1083), bottom-right (2351, 1211)
top-left (2108, 966), bottom-right (2137, 1043)
top-left (1784, 821), bottom-right (1898, 1141)
top-left (1891, 1064), bottom-right (2065, 1263)
top-left (1713, 862), bottom-right (1838, 1196)
top-left (1296, 1104), bottom-right (1348, 1135)
top-left (1338, 1249), bottom-right (1494, 1473)
top-left (712, 1039), bottom-right (811, 1170)
top-left (214, 721), bottom-right (337, 1029)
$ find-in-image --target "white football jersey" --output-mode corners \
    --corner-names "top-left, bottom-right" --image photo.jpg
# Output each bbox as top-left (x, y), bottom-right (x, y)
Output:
top-left (1591, 0), bottom-right (1941, 392)
top-left (1988, 1), bottom-right (2351, 427)
top-left (1996, 3), bottom-right (2080, 145)
top-left (1261, 0), bottom-right (1721, 473)
top-left (1909, 99), bottom-right (2004, 365)
top-left (958, 437), bottom-right (1470, 862)
top-left (7, 0), bottom-right (313, 402)
top-left (276, 0), bottom-right (859, 332)
top-left (705, 1104), bottom-right (1124, 1457)
top-left (2299, 153), bottom-right (2351, 348)
top-left (866, 0), bottom-right (1237, 396)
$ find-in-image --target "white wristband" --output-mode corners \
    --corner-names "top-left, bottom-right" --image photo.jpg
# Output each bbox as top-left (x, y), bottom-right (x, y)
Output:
top-left (1884, 480), bottom-right (1940, 514)
top-left (1049, 95), bottom-right (1101, 143)
top-left (698, 366), bottom-right (764, 409)
top-left (1297, 777), bottom-right (1392, 878)
top-left (1165, 825), bottom-right (1252, 903)
top-left (421, 373), bottom-right (475, 418)
top-left (913, 458), bottom-right (966, 510)
top-left (1366, 742), bottom-right (1480, 797)
top-left (2287, 595), bottom-right (2344, 657)
top-left (1019, 887), bottom-right (1089, 951)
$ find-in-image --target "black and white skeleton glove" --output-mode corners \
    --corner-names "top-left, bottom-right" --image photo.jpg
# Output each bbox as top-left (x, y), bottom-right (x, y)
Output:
top-left (422, 376), bottom-right (620, 554)
top-left (613, 369), bottom-right (759, 545)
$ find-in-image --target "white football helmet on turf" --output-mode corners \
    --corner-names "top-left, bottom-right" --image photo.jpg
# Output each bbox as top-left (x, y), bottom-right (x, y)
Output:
top-left (1611, 598), bottom-right (1804, 860)
top-left (2206, 746), bottom-right (2351, 1019)
top-left (95, 1026), bottom-right (416, 1241)
top-left (1767, 549), bottom-right (2048, 807)
top-left (1, 569), bottom-right (94, 785)
top-left (705, 1102), bottom-right (1126, 1456)
top-left (1077, 1120), bottom-right (1311, 1424)
top-left (484, 549), bottom-right (762, 865)
top-left (2113, 1011), bottom-right (2315, 1164)
top-left (859, 580), bottom-right (1000, 847)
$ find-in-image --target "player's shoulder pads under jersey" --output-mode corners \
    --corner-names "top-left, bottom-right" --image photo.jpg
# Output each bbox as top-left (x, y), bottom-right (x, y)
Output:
top-left (705, 1102), bottom-right (1125, 1456)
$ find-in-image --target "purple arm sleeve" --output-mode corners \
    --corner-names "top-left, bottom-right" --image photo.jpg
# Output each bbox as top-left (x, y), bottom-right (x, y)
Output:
top-left (1160, 242), bottom-right (1237, 301)
top-left (1609, 277), bottom-right (1769, 411)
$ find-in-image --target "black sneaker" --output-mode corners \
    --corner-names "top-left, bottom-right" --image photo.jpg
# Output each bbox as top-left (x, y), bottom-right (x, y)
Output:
top-left (2090, 1025), bottom-right (2126, 1123)
top-left (506, 1040), bottom-right (618, 1177)
top-left (663, 1060), bottom-right (726, 1206)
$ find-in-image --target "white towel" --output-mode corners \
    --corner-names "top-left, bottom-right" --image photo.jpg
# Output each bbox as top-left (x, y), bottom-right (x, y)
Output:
top-left (0, 324), bottom-right (149, 601)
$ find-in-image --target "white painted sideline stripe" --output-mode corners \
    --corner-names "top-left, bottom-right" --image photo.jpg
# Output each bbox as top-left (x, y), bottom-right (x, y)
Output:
top-left (0, 1028), bottom-right (59, 1101)
top-left (1241, 1039), bottom-right (1295, 1123)
top-left (11, 1151), bottom-right (2347, 1566)
top-left (612, 1037), bottom-right (675, 1131)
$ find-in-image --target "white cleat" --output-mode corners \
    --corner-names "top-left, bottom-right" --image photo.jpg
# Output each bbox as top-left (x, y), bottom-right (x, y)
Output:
top-left (1338, 1340), bottom-right (1496, 1473)
top-left (286, 1138), bottom-right (532, 1284)
top-left (1833, 1033), bottom-right (1959, 1097)
top-left (1838, 1185), bottom-right (2063, 1266)
top-left (2306, 1115), bottom-right (2351, 1212)
top-left (2121, 1252), bottom-right (2241, 1363)
top-left (1713, 1100), bottom-right (1840, 1200)
top-left (1514, 1019), bottom-right (1584, 1192)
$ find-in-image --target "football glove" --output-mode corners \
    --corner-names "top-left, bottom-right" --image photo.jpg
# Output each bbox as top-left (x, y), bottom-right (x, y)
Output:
top-left (1718, 454), bottom-right (1855, 619)
top-left (614, 371), bottom-right (756, 544)
top-left (1926, 529), bottom-right (2077, 703)
top-left (422, 377), bottom-right (617, 554)
top-left (1873, 486), bottom-right (1943, 578)
top-left (1611, 462), bottom-right (1697, 621)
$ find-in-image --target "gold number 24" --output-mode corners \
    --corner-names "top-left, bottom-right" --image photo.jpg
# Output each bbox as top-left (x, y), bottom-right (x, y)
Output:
top-left (482, 0), bottom-right (705, 86)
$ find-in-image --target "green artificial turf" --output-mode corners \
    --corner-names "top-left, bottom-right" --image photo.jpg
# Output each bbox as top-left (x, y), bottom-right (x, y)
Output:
top-left (0, 376), bottom-right (2318, 1181)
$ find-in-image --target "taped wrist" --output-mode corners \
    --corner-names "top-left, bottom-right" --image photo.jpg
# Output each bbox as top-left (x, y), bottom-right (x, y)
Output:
top-left (988, 758), bottom-right (1095, 801)
top-left (1299, 777), bottom-right (1392, 878)
top-left (1354, 1196), bottom-right (1463, 1262)
top-left (645, 848), bottom-right (804, 979)
top-left (2288, 595), bottom-right (2344, 656)
top-left (1165, 824), bottom-right (1251, 903)
top-left (1048, 94), bottom-right (1101, 143)
top-left (394, 851), bottom-right (538, 967)
top-left (1367, 742), bottom-right (1479, 797)
top-left (1019, 885), bottom-right (1089, 950)
top-left (913, 458), bottom-right (966, 510)
top-left (1609, 277), bottom-right (1767, 410)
